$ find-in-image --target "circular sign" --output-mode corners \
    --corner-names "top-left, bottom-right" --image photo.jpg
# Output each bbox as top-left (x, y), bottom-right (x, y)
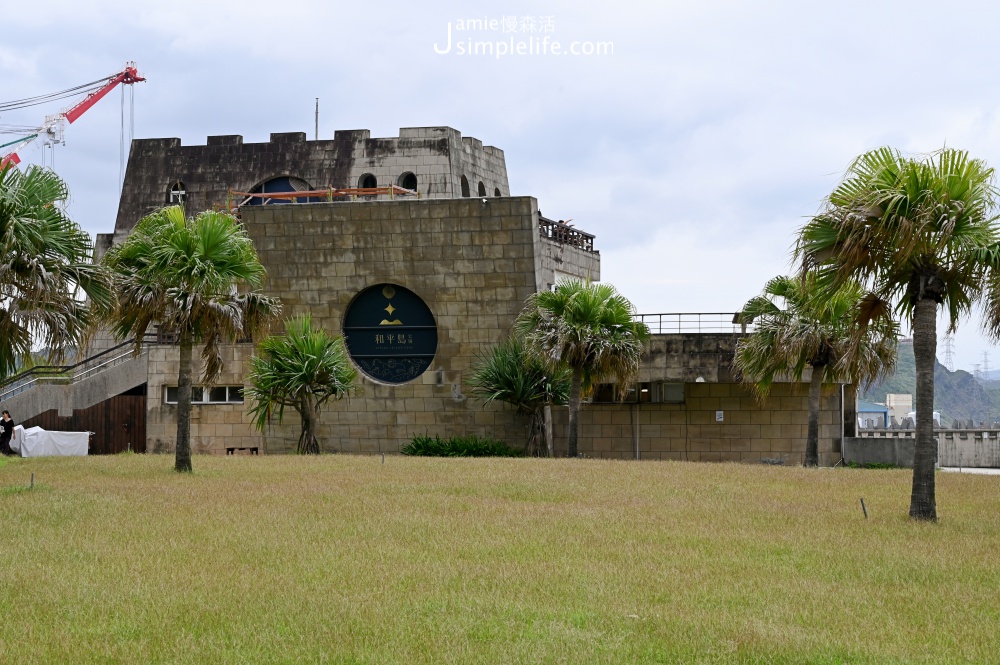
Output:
top-left (342, 284), bottom-right (438, 384)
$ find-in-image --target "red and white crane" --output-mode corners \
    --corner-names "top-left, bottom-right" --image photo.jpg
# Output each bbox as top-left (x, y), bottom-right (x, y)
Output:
top-left (0, 63), bottom-right (145, 169)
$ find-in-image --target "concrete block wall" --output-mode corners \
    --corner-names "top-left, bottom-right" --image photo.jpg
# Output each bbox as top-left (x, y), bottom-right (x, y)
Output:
top-left (640, 334), bottom-right (739, 384)
top-left (241, 197), bottom-right (540, 453)
top-left (553, 382), bottom-right (843, 466)
top-left (847, 429), bottom-right (1000, 467)
top-left (340, 127), bottom-right (453, 199)
top-left (106, 126), bottom-right (510, 244)
top-left (144, 344), bottom-right (262, 455)
top-left (443, 129), bottom-right (509, 199)
top-left (532, 221), bottom-right (601, 291)
top-left (843, 436), bottom-right (916, 467)
top-left (939, 431), bottom-right (1000, 466)
top-left (100, 181), bottom-right (849, 465)
top-left (143, 196), bottom-right (576, 454)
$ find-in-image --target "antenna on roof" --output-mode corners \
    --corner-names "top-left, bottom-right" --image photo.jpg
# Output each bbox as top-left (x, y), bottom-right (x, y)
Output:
top-left (314, 98), bottom-right (319, 141)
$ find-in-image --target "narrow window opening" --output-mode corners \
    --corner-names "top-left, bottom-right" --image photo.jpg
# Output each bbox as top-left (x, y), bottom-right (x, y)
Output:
top-left (168, 181), bottom-right (186, 204)
top-left (397, 172), bottom-right (418, 191)
top-left (164, 385), bottom-right (246, 404)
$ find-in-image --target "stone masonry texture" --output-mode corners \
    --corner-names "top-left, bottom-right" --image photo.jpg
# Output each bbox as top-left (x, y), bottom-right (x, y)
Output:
top-left (96, 126), bottom-right (510, 260)
top-left (89, 124), bottom-right (845, 465)
top-left (142, 196), bottom-right (600, 455)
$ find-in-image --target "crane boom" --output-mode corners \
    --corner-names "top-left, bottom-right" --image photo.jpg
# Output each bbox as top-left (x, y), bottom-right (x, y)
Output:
top-left (0, 63), bottom-right (145, 169)
top-left (64, 64), bottom-right (144, 124)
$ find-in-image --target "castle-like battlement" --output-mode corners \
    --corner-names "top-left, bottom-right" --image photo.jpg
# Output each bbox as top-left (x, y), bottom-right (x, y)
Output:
top-left (110, 126), bottom-right (509, 237)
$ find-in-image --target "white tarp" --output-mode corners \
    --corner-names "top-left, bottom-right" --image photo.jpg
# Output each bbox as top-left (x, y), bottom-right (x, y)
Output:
top-left (11, 425), bottom-right (88, 458)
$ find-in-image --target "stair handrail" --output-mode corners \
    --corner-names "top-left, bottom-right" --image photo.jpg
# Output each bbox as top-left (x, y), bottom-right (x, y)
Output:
top-left (0, 334), bottom-right (159, 402)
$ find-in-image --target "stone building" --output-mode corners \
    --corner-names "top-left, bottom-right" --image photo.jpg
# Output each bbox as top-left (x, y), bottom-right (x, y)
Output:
top-left (139, 195), bottom-right (600, 455)
top-left (99, 126), bottom-right (510, 254)
top-left (5, 125), bottom-right (846, 465)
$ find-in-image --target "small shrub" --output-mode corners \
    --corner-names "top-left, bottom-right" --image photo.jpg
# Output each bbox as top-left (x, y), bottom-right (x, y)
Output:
top-left (846, 461), bottom-right (898, 469)
top-left (401, 434), bottom-right (522, 457)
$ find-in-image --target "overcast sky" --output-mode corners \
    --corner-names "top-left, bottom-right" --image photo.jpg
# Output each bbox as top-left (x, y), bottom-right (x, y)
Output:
top-left (4, 0), bottom-right (1000, 373)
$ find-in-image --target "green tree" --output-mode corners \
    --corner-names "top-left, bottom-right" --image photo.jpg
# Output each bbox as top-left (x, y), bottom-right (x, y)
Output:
top-left (735, 274), bottom-right (898, 466)
top-left (468, 336), bottom-right (570, 456)
top-left (101, 206), bottom-right (280, 472)
top-left (0, 164), bottom-right (111, 380)
top-left (245, 315), bottom-right (358, 454)
top-left (797, 147), bottom-right (1000, 520)
top-left (514, 279), bottom-right (650, 457)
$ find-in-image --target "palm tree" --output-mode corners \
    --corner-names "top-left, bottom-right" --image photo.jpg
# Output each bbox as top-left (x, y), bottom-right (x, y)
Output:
top-left (245, 315), bottom-right (358, 454)
top-left (0, 164), bottom-right (111, 381)
top-left (798, 147), bottom-right (1000, 520)
top-left (514, 279), bottom-right (650, 457)
top-left (101, 206), bottom-right (280, 472)
top-left (467, 336), bottom-right (570, 456)
top-left (735, 274), bottom-right (898, 466)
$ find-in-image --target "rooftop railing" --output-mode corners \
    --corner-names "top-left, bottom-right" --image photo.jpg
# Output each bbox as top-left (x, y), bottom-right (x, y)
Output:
top-left (633, 312), bottom-right (753, 335)
top-left (538, 216), bottom-right (597, 253)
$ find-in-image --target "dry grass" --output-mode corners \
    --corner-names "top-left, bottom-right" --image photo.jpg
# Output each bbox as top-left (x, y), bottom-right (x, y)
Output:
top-left (0, 454), bottom-right (997, 663)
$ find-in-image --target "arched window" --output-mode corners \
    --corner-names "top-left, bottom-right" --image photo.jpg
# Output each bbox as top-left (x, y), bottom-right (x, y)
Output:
top-left (246, 176), bottom-right (317, 205)
top-left (358, 173), bottom-right (377, 189)
top-left (397, 172), bottom-right (418, 191)
top-left (494, 187), bottom-right (501, 197)
top-left (478, 181), bottom-right (487, 197)
top-left (460, 175), bottom-right (470, 198)
top-left (168, 181), bottom-right (186, 204)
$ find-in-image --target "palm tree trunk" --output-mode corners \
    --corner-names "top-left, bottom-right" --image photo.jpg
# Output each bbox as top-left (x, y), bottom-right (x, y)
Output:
top-left (297, 394), bottom-right (320, 454)
top-left (805, 364), bottom-right (823, 467)
top-left (175, 329), bottom-right (194, 473)
top-left (568, 368), bottom-right (583, 457)
top-left (544, 404), bottom-right (554, 458)
top-left (526, 411), bottom-right (542, 456)
top-left (910, 296), bottom-right (938, 521)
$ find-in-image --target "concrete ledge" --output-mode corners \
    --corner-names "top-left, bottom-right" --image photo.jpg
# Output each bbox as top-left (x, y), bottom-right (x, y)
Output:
top-left (851, 430), bottom-right (1000, 467)
top-left (844, 436), bottom-right (917, 467)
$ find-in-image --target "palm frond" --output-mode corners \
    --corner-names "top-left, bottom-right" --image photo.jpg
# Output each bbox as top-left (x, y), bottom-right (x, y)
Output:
top-left (99, 205), bottom-right (281, 380)
top-left (245, 315), bottom-right (358, 433)
top-left (515, 278), bottom-right (649, 397)
top-left (0, 164), bottom-right (112, 380)
top-left (735, 272), bottom-right (898, 401)
top-left (468, 336), bottom-right (570, 414)
top-left (797, 147), bottom-right (1000, 331)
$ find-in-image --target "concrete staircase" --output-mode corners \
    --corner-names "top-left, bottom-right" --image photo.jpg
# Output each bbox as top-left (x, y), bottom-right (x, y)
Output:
top-left (0, 340), bottom-right (150, 421)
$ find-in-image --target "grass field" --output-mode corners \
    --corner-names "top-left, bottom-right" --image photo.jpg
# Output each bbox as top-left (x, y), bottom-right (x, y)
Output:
top-left (0, 454), bottom-right (997, 664)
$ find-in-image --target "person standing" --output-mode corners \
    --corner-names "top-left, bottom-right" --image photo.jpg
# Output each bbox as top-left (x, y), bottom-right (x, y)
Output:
top-left (0, 411), bottom-right (15, 456)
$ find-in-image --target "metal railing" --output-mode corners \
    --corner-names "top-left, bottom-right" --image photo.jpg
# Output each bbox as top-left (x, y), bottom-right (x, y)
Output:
top-left (633, 312), bottom-right (753, 335)
top-left (0, 335), bottom-right (157, 402)
top-left (538, 216), bottom-right (597, 253)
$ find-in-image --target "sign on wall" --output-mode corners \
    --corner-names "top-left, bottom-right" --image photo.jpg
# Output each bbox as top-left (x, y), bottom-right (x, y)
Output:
top-left (342, 284), bottom-right (438, 384)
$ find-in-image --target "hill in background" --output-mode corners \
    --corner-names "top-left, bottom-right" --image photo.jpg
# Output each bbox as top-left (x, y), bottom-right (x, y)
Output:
top-left (861, 341), bottom-right (1000, 426)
